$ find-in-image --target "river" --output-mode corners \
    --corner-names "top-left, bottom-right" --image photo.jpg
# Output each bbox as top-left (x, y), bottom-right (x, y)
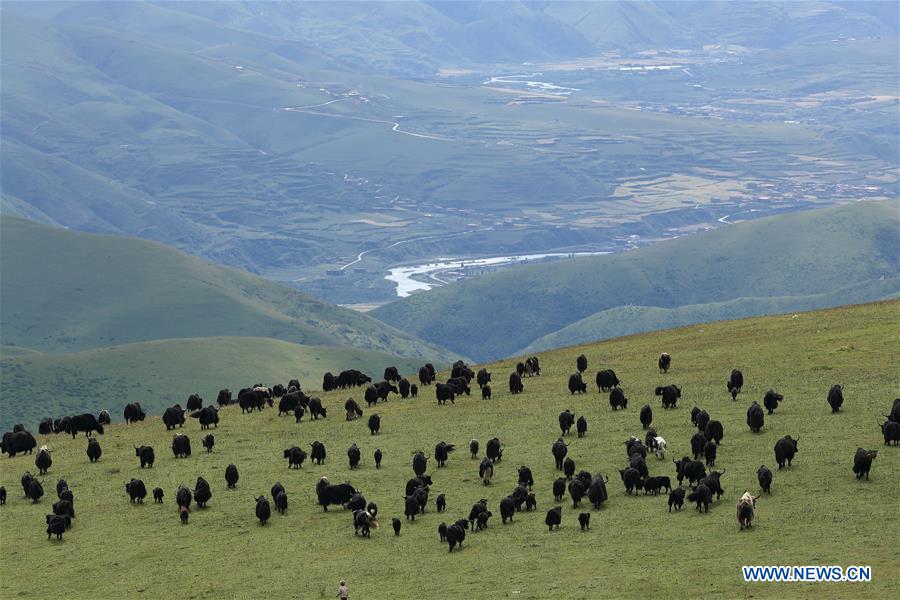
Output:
top-left (386, 252), bottom-right (608, 297)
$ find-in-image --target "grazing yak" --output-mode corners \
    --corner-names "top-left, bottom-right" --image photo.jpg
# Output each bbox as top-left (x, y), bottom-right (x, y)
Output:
top-left (509, 372), bottom-right (524, 395)
top-left (727, 370), bottom-right (743, 400)
top-left (163, 405), bottom-right (186, 430)
top-left (323, 372), bottom-right (336, 392)
top-left (476, 368), bottom-right (491, 389)
top-left (275, 491), bottom-right (288, 515)
top-left (568, 373), bottom-right (587, 394)
top-left (374, 381), bottom-right (399, 402)
top-left (176, 486), bottom-right (192, 510)
top-left (704, 441), bottom-right (717, 467)
top-left (66, 414), bottom-right (104, 438)
top-left (125, 479), bottom-right (147, 503)
top-left (649, 435), bottom-right (668, 460)
top-left (368, 414), bottom-right (380, 435)
top-left (552, 438), bottom-right (568, 470)
top-left (435, 383), bottom-right (456, 405)
top-left (413, 451), bottom-right (428, 476)
top-left (559, 410), bottom-right (576, 435)
top-left (310, 441), bottom-right (326, 465)
top-left (279, 391), bottom-right (309, 415)
top-left (747, 401), bottom-right (765, 433)
top-left (315, 477), bottom-right (358, 511)
top-left (27, 478), bottom-right (44, 503)
top-left (171, 434), bottom-right (191, 458)
top-left (619, 467), bottom-right (641, 494)
top-left (774, 435), bottom-right (799, 469)
top-left (757, 465), bottom-right (772, 494)
top-left (688, 483), bottom-right (712, 513)
top-left (577, 416), bottom-right (587, 438)
top-left (374, 449), bottom-right (383, 468)
top-left (186, 394), bottom-right (203, 411)
top-left (343, 492), bottom-right (367, 513)
top-left (479, 457), bottom-right (494, 485)
top-left (499, 496), bottom-right (515, 523)
top-left (446, 521), bottom-right (467, 552)
top-left (256, 496), bottom-right (271, 524)
top-left (576, 354), bottom-right (588, 374)
top-left (691, 432), bottom-right (708, 459)
top-left (553, 477), bottom-right (566, 501)
top-left (568, 478), bottom-right (585, 508)
top-left (525, 356), bottom-right (541, 377)
top-left (700, 470), bottom-right (726, 500)
top-left (518, 465), bottom-right (534, 489)
top-left (190, 406), bottom-right (219, 429)
top-left (308, 398), bottom-right (327, 419)
top-left (587, 474), bottom-right (609, 509)
top-left (658, 352), bottom-right (671, 373)
top-left (46, 515), bottom-right (67, 540)
top-left (737, 492), bottom-right (758, 530)
top-left (639, 405), bottom-right (653, 429)
top-left (447, 376), bottom-right (470, 397)
top-left (353, 509), bottom-right (377, 537)
top-left (881, 419), bottom-right (900, 445)
top-left (486, 438), bottom-right (503, 462)
top-left (596, 369), bottom-right (620, 392)
top-left (545, 507), bottom-right (562, 531)
top-left (98, 410), bottom-right (111, 425)
top-left (202, 434), bottom-right (214, 453)
top-left (852, 448), bottom-right (878, 480)
top-left (216, 389), bottom-right (232, 406)
top-left (225, 464), bottom-right (239, 488)
top-left (38, 419), bottom-right (53, 435)
top-left (705, 420), bottom-right (724, 445)
top-left (35, 447), bottom-right (52, 474)
top-left (123, 403), bottom-right (146, 423)
top-left (384, 366), bottom-right (400, 383)
top-left (435, 442), bottom-right (455, 468)
top-left (763, 390), bottom-right (784, 414)
top-left (193, 477), bottom-right (212, 508)
top-left (135, 445), bottom-right (155, 468)
top-left (345, 398), bottom-right (364, 421)
top-left (348, 444), bottom-right (362, 469)
top-left (609, 387), bottom-right (628, 411)
top-left (1, 430), bottom-right (37, 457)
top-left (668, 487), bottom-right (685, 512)
top-left (86, 437), bottom-right (102, 462)
top-left (655, 385), bottom-right (681, 408)
top-left (283, 446), bottom-right (306, 469)
top-left (827, 385), bottom-right (844, 413)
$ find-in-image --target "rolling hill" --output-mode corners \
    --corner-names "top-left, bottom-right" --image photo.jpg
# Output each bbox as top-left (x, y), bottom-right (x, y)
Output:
top-left (0, 215), bottom-right (455, 362)
top-left (371, 201), bottom-right (900, 360)
top-left (0, 337), bottom-right (426, 430)
top-left (0, 300), bottom-right (896, 599)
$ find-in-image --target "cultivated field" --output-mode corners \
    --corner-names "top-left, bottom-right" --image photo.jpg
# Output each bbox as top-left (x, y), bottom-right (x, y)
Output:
top-left (1, 301), bottom-right (897, 599)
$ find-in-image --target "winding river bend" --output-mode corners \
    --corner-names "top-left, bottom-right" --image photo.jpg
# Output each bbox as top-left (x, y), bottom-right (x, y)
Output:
top-left (386, 252), bottom-right (608, 297)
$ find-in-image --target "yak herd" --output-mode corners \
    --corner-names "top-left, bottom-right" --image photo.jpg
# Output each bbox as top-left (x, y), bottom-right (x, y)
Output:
top-left (1, 356), bottom-right (897, 550)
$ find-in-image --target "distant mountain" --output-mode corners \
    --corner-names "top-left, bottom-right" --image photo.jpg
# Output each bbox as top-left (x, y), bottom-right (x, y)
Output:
top-left (371, 201), bottom-right (900, 360)
top-left (0, 216), bottom-right (456, 362)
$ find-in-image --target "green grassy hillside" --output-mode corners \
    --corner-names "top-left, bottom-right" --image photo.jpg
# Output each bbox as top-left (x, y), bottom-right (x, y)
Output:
top-left (0, 337), bottom-right (426, 430)
top-left (372, 201), bottom-right (899, 360)
top-left (0, 215), bottom-right (455, 362)
top-left (0, 301), bottom-right (896, 599)
top-left (523, 278), bottom-right (900, 353)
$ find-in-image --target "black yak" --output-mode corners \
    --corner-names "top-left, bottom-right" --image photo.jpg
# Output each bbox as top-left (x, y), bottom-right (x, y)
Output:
top-left (774, 435), bottom-right (799, 469)
top-left (827, 385), bottom-right (844, 413)
top-left (763, 390), bottom-right (783, 414)
top-left (727, 370), bottom-right (743, 400)
top-left (658, 353), bottom-right (671, 373)
top-left (568, 373), bottom-right (587, 394)
top-left (747, 401), bottom-right (765, 433)
top-left (852, 448), bottom-right (878, 480)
